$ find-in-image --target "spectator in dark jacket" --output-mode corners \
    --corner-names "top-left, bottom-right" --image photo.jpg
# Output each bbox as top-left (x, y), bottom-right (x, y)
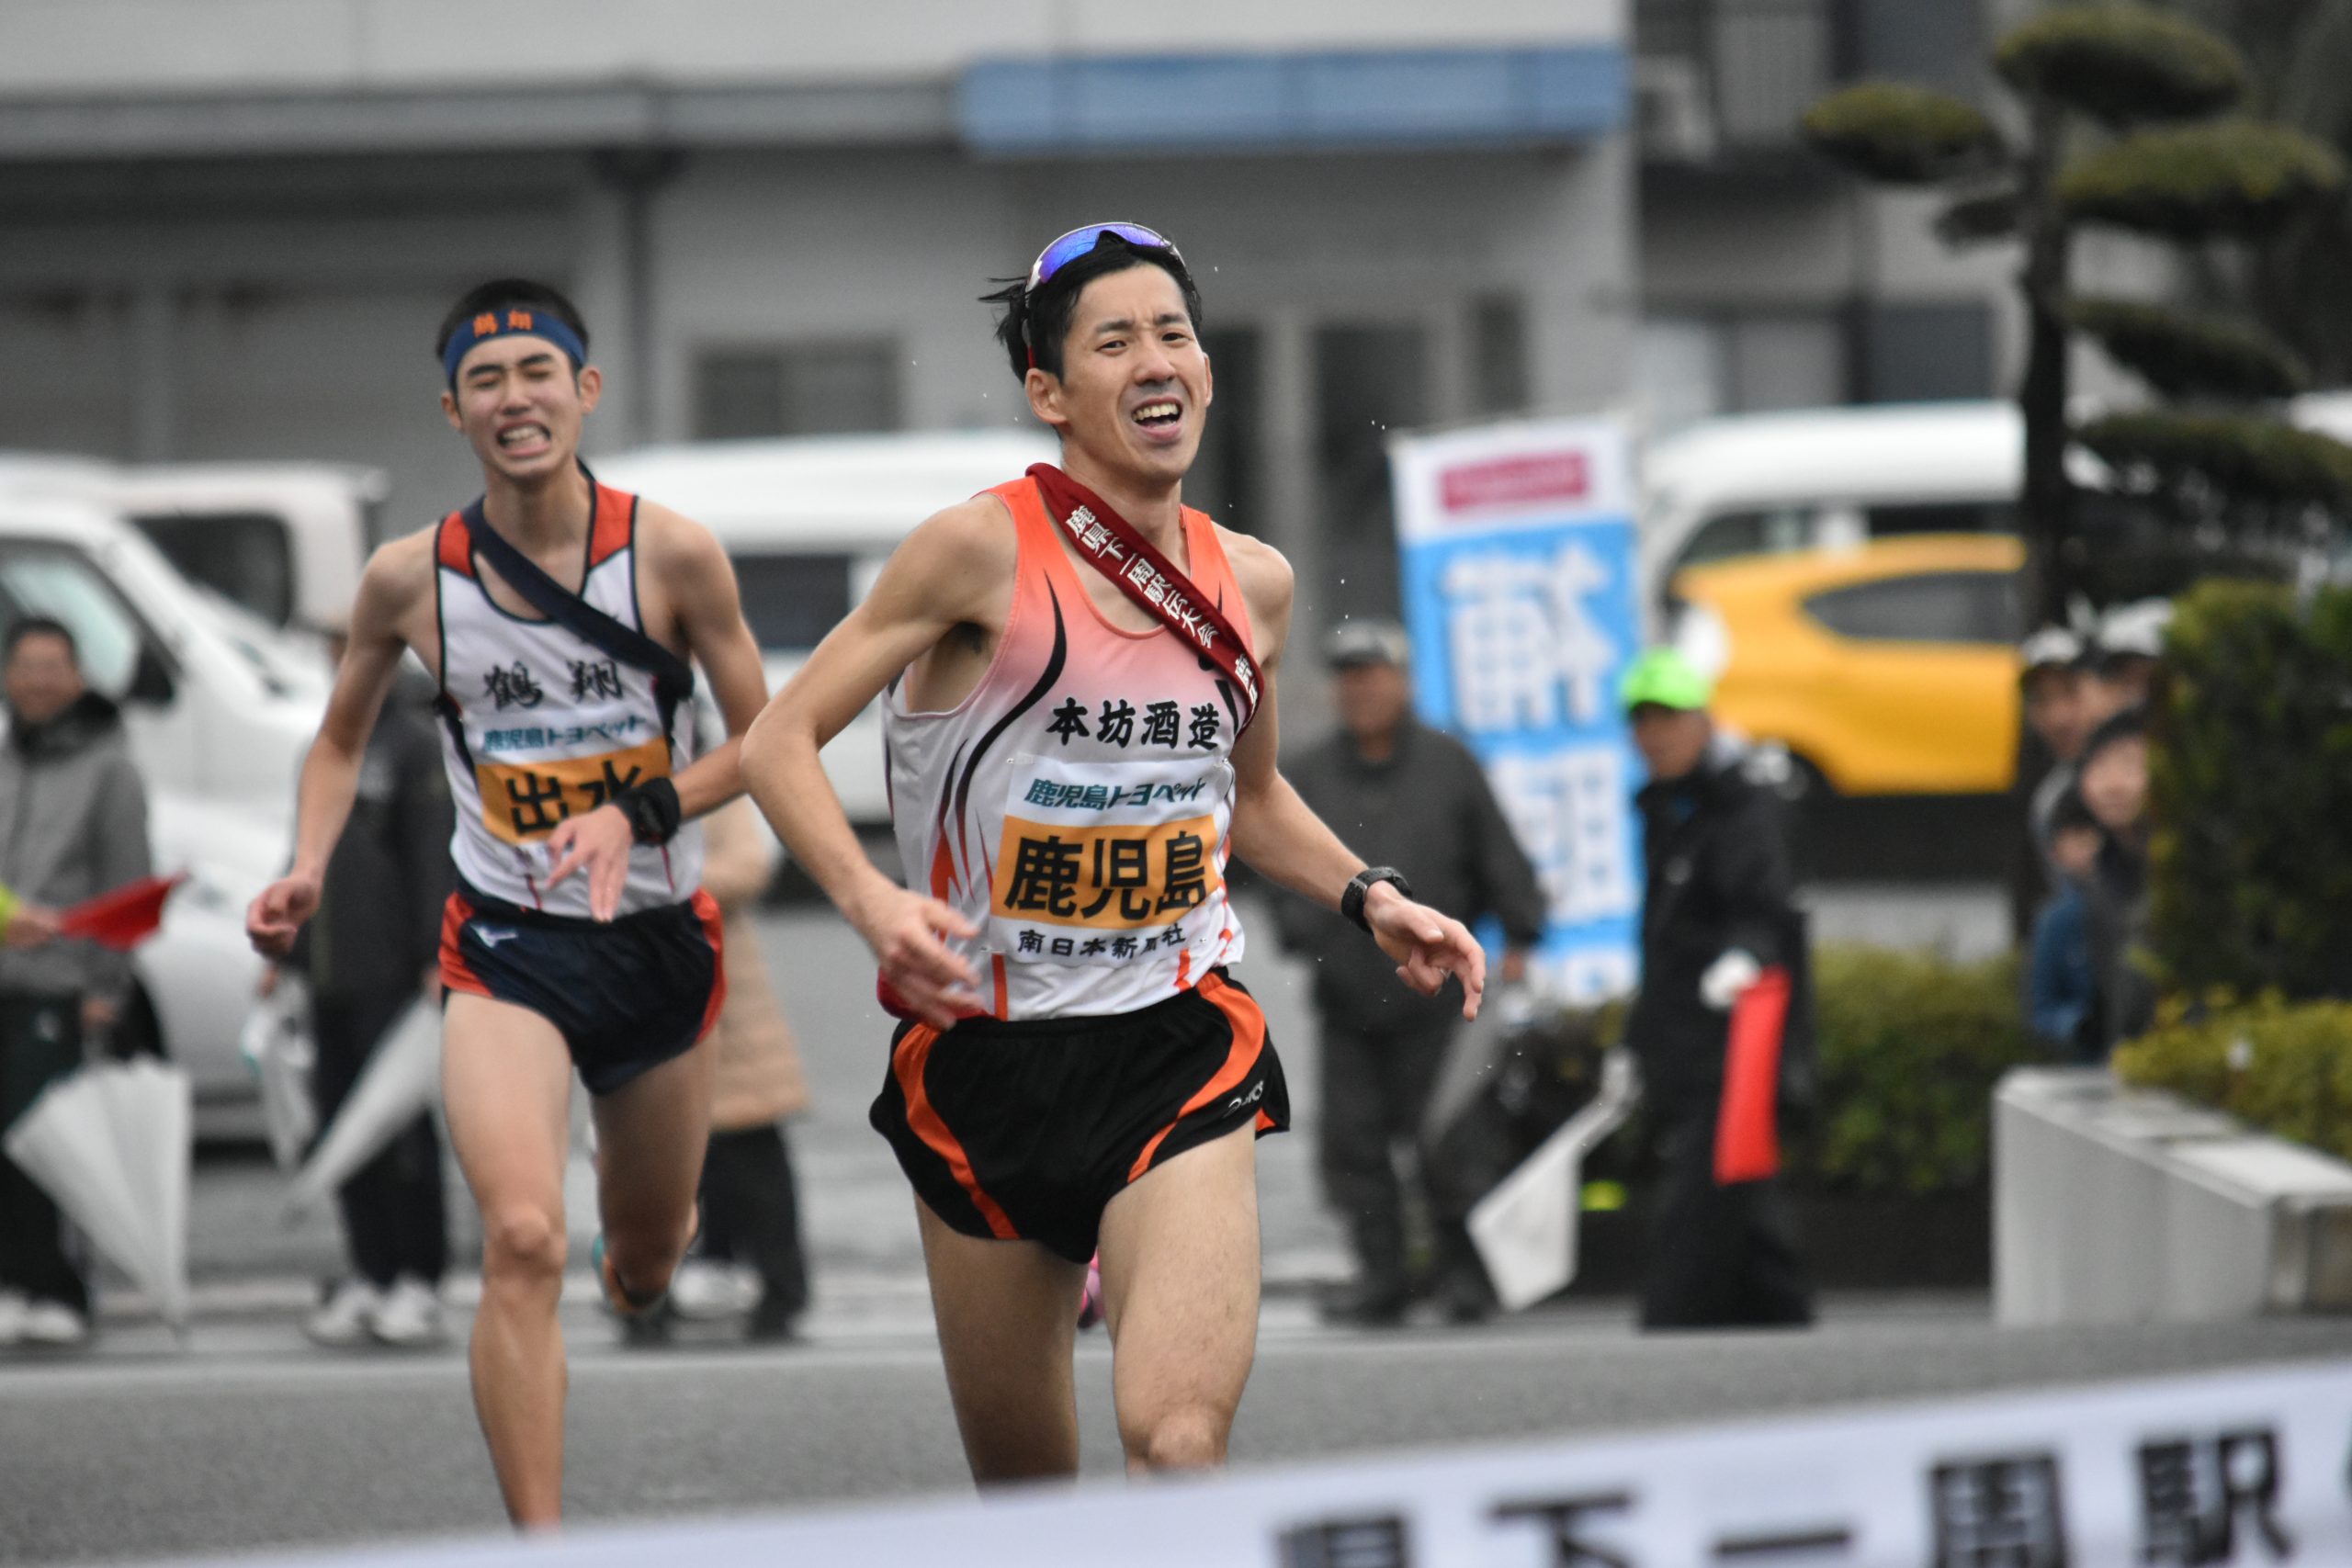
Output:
top-left (1278, 619), bottom-right (1546, 1325)
top-left (1620, 648), bottom-right (1813, 1331)
top-left (0, 616), bottom-right (151, 1348)
top-left (2026, 788), bottom-right (2104, 1060)
top-left (277, 656), bottom-right (453, 1348)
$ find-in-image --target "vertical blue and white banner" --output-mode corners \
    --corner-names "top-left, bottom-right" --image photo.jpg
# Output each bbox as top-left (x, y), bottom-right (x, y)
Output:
top-left (1390, 417), bottom-right (1644, 1002)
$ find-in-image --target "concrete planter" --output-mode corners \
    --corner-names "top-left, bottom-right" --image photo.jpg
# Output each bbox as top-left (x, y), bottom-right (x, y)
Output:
top-left (1995, 1066), bottom-right (2352, 1325)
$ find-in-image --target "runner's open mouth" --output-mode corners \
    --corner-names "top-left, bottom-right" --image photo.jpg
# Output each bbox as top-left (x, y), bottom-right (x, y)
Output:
top-left (1132, 401), bottom-right (1182, 430)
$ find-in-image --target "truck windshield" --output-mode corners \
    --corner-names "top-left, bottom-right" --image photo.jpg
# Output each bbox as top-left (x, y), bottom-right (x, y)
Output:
top-left (128, 510), bottom-right (296, 627)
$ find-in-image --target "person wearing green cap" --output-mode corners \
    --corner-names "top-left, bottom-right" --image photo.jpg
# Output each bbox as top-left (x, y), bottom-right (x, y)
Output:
top-left (1620, 646), bottom-right (1814, 1330)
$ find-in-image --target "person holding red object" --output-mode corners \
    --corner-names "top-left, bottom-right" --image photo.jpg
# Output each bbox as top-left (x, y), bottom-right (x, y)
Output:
top-left (1620, 648), bottom-right (1814, 1331)
top-left (0, 615), bottom-right (153, 1348)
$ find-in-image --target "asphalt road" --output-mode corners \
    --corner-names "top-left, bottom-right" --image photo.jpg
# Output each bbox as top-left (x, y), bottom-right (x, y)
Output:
top-left (0, 878), bottom-right (2231, 1567)
top-left (2, 1303), bottom-right (2347, 1565)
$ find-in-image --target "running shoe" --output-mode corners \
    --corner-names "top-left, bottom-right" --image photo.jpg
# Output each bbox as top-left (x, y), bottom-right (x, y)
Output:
top-left (1076, 1252), bottom-right (1105, 1332)
top-left (0, 1289), bottom-right (28, 1347)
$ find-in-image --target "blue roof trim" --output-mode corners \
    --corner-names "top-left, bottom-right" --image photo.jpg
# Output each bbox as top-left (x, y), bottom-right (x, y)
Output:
top-left (958, 45), bottom-right (1626, 154)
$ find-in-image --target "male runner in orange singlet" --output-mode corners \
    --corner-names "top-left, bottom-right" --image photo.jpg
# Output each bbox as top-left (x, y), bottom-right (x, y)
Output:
top-left (743, 226), bottom-right (1486, 1480)
top-left (248, 279), bottom-right (768, 1526)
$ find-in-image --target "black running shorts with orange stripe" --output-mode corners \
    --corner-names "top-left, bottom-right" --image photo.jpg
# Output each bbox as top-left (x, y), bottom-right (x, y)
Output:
top-left (870, 969), bottom-right (1289, 1263)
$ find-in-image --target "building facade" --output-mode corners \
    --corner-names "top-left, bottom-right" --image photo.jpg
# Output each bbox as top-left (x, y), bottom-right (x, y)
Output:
top-left (0, 1), bottom-right (1636, 648)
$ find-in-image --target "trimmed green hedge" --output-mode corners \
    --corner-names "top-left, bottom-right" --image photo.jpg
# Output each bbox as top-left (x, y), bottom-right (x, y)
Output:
top-left (2115, 996), bottom-right (2352, 1160)
top-left (2147, 581), bottom-right (2352, 1001)
top-left (2065, 296), bottom-right (2309, 400)
top-left (2060, 120), bottom-right (2346, 238)
top-left (1798, 947), bottom-right (2037, 1196)
top-left (1994, 6), bottom-right (2245, 125)
top-left (1802, 82), bottom-right (2002, 184)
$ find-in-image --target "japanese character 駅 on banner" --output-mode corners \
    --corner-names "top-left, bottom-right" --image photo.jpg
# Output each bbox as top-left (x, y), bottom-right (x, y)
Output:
top-left (1389, 417), bottom-right (1645, 1003)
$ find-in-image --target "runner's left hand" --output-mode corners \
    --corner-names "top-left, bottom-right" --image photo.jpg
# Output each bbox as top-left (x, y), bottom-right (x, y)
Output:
top-left (546, 804), bottom-right (635, 921)
top-left (1364, 882), bottom-right (1487, 1021)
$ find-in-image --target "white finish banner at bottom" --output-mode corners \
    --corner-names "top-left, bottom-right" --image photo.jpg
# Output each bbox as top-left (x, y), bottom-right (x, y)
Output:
top-left (175, 1360), bottom-right (2352, 1567)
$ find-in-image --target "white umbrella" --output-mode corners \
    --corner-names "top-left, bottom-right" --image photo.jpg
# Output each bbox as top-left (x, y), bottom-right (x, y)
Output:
top-left (284, 998), bottom-right (441, 1220)
top-left (239, 976), bottom-right (316, 1171)
top-left (3, 1058), bottom-right (192, 1331)
top-left (1466, 1047), bottom-right (1640, 1313)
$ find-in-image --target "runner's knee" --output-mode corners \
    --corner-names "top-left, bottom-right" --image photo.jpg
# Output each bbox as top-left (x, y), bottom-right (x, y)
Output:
top-left (481, 1204), bottom-right (567, 1287)
top-left (1129, 1404), bottom-right (1227, 1472)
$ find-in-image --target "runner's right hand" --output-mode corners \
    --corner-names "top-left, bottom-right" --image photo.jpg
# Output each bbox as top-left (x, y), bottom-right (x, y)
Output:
top-left (246, 874), bottom-right (322, 959)
top-left (854, 885), bottom-right (981, 1028)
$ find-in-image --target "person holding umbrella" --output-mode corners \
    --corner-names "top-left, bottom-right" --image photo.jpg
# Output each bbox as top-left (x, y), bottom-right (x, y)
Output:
top-left (0, 616), bottom-right (153, 1348)
top-left (1620, 648), bottom-right (1813, 1331)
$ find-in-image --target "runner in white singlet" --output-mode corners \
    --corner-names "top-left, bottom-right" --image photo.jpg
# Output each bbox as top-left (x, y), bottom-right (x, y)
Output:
top-left (248, 279), bottom-right (768, 1528)
top-left (744, 226), bottom-right (1487, 1484)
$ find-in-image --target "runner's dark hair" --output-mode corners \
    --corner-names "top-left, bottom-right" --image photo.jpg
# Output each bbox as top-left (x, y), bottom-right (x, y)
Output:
top-left (434, 278), bottom-right (592, 364)
top-left (981, 231), bottom-right (1204, 383)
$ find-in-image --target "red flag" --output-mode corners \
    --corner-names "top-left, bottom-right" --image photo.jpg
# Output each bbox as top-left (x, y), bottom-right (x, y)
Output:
top-left (57, 873), bottom-right (187, 952)
top-left (1714, 964), bottom-right (1792, 1185)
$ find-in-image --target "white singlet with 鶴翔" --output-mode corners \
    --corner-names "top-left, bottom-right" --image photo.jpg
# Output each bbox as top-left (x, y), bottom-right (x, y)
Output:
top-left (884, 475), bottom-right (1252, 1022)
top-left (431, 479), bottom-right (702, 919)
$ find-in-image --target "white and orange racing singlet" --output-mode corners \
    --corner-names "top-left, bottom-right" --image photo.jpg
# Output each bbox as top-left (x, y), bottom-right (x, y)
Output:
top-left (432, 481), bottom-right (703, 919)
top-left (885, 477), bottom-right (1254, 1022)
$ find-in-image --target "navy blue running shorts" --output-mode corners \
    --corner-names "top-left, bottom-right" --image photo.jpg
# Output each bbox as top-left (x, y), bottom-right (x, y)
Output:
top-left (439, 881), bottom-right (725, 1097)
top-left (870, 969), bottom-right (1289, 1264)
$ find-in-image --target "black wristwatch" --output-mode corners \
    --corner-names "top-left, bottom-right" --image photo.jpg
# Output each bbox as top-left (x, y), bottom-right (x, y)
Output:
top-left (1341, 866), bottom-right (1413, 934)
top-left (614, 777), bottom-right (683, 845)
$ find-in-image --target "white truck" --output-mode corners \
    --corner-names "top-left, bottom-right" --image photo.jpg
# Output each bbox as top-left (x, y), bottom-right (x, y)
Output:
top-left (595, 428), bottom-right (1059, 826)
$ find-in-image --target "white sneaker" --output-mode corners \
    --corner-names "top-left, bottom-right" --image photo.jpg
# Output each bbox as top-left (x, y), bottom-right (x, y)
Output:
top-left (368, 1277), bottom-right (446, 1348)
top-left (19, 1300), bottom-right (89, 1347)
top-left (0, 1290), bottom-right (28, 1347)
top-left (668, 1258), bottom-right (755, 1321)
top-left (303, 1279), bottom-right (383, 1348)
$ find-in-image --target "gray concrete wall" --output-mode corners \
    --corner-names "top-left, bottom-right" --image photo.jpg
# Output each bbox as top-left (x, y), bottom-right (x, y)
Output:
top-left (0, 0), bottom-right (1618, 96)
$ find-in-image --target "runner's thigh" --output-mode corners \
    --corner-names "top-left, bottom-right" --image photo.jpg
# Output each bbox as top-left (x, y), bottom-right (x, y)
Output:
top-left (916, 1200), bottom-right (1088, 1480)
top-left (1096, 1122), bottom-right (1261, 1443)
top-left (442, 993), bottom-right (575, 1224)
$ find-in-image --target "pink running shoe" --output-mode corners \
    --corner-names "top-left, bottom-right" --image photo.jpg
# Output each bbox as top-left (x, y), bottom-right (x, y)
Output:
top-left (1077, 1252), bottom-right (1105, 1331)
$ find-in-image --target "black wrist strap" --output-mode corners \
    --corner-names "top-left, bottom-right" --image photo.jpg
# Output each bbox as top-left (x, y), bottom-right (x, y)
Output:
top-left (1342, 866), bottom-right (1412, 934)
top-left (616, 777), bottom-right (683, 845)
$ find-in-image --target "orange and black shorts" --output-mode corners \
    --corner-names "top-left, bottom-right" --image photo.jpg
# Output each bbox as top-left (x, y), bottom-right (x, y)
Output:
top-left (439, 881), bottom-right (726, 1097)
top-left (869, 969), bottom-right (1289, 1263)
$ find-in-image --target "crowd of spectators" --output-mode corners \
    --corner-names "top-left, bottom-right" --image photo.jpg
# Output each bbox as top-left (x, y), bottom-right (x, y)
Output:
top-left (2018, 604), bottom-right (2166, 1062)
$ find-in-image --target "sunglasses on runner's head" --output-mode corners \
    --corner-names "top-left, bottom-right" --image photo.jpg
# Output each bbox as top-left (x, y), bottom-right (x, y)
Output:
top-left (1024, 223), bottom-right (1184, 293)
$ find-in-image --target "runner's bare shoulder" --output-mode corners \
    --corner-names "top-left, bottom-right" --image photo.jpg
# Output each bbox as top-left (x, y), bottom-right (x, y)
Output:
top-left (350, 526), bottom-right (440, 638)
top-left (870, 493), bottom-right (1020, 626)
top-left (628, 496), bottom-right (732, 591)
top-left (1211, 525), bottom-right (1295, 657)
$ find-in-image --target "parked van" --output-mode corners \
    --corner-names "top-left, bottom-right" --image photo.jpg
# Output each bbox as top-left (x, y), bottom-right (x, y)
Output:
top-left (0, 455), bottom-right (379, 632)
top-left (1642, 394), bottom-right (2352, 610)
top-left (595, 430), bottom-right (1059, 824)
top-left (1641, 401), bottom-right (2035, 607)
